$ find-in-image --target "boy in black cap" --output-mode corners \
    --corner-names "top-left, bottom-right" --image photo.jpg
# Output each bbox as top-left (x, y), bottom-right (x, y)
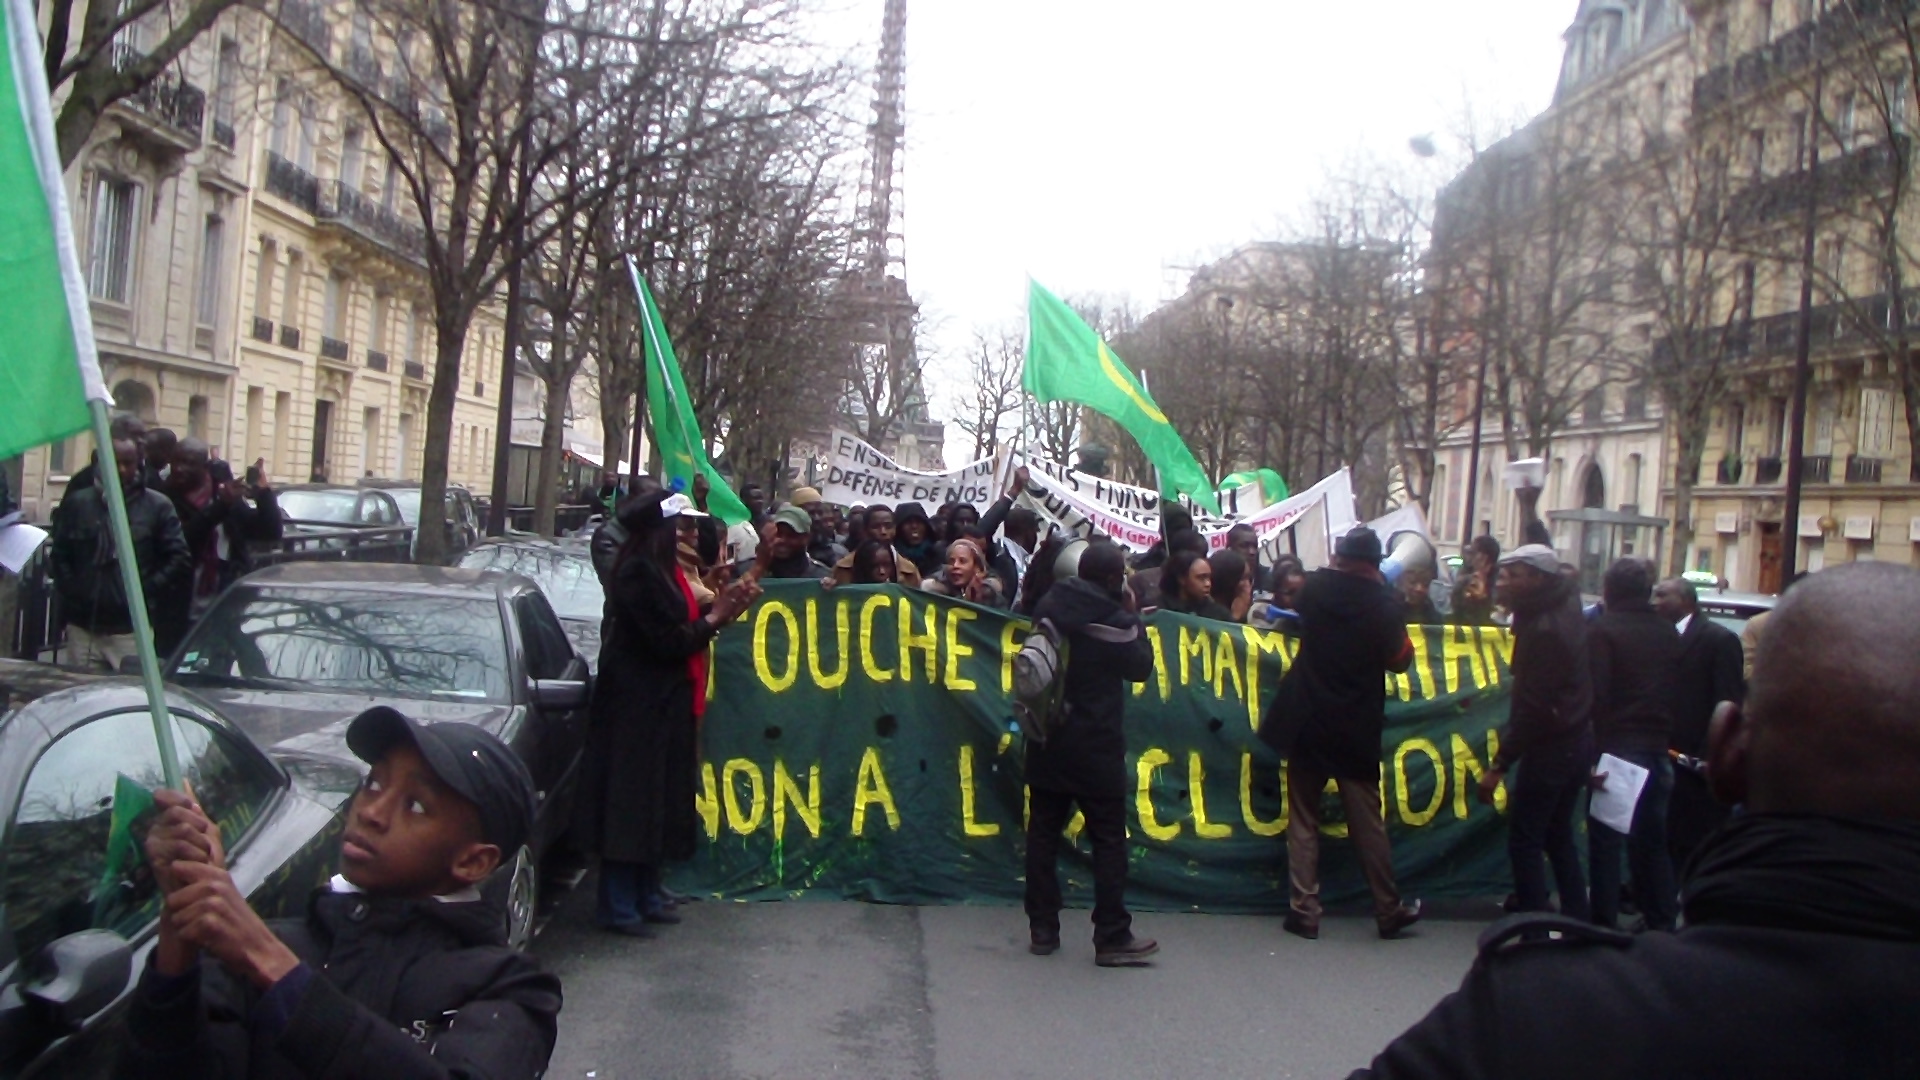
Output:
top-left (119, 706), bottom-right (562, 1079)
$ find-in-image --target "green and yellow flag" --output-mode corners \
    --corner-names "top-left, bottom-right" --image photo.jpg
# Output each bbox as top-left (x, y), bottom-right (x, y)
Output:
top-left (1023, 280), bottom-right (1218, 513)
top-left (627, 259), bottom-right (750, 526)
top-left (0, 0), bottom-right (109, 459)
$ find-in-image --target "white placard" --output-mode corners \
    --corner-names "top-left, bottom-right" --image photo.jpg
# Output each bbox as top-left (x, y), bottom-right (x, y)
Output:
top-left (1909, 517), bottom-right (1920, 543)
top-left (1502, 458), bottom-right (1546, 490)
top-left (1714, 511), bottom-right (1739, 534)
top-left (1590, 753), bottom-right (1651, 834)
top-left (0, 522), bottom-right (49, 574)
top-left (1798, 514), bottom-right (1824, 538)
top-left (816, 428), bottom-right (998, 510)
top-left (1843, 515), bottom-right (1875, 541)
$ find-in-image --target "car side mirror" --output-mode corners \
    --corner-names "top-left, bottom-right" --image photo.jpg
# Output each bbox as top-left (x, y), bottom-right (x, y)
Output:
top-left (22, 930), bottom-right (132, 1031)
top-left (531, 679), bottom-right (589, 710)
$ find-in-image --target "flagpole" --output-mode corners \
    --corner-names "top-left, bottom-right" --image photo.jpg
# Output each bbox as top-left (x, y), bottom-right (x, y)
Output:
top-left (86, 400), bottom-right (183, 789)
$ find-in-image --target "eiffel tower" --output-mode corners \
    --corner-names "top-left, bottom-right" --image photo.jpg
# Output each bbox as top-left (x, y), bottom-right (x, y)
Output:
top-left (833, 0), bottom-right (944, 473)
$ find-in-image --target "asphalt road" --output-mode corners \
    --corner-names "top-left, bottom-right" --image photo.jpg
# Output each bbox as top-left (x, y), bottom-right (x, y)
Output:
top-left (535, 881), bottom-right (1493, 1080)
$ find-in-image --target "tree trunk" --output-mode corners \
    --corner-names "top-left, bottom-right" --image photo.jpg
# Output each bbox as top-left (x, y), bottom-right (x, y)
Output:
top-left (532, 386), bottom-right (569, 536)
top-left (416, 310), bottom-right (474, 565)
top-left (1667, 418), bottom-right (1705, 577)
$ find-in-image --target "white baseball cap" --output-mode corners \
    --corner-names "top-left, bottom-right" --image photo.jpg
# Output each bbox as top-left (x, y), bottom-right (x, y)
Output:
top-left (661, 492), bottom-right (708, 519)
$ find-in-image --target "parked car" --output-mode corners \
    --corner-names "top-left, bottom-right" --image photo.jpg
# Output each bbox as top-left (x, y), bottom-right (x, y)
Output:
top-left (1695, 588), bottom-right (1778, 635)
top-left (271, 484), bottom-right (414, 564)
top-left (0, 682), bottom-right (360, 1078)
top-left (358, 480), bottom-right (482, 563)
top-left (455, 538), bottom-right (604, 667)
top-left (165, 562), bottom-right (590, 949)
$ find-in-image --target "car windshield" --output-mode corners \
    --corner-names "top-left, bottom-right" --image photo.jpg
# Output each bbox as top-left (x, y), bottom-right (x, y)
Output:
top-left (173, 587), bottom-right (511, 703)
top-left (389, 490), bottom-right (422, 524)
top-left (278, 490), bottom-right (361, 523)
top-left (457, 544), bottom-right (604, 621)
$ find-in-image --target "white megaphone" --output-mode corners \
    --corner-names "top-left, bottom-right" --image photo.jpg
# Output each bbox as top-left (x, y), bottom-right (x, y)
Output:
top-left (1380, 530), bottom-right (1437, 587)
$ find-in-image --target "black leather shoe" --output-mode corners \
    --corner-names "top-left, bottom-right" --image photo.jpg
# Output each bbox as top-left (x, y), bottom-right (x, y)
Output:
top-left (1029, 930), bottom-right (1060, 956)
top-left (1094, 937), bottom-right (1159, 967)
top-left (1283, 913), bottom-right (1320, 940)
top-left (1378, 900), bottom-right (1423, 939)
top-left (600, 920), bottom-right (656, 939)
top-left (643, 908), bottom-right (683, 925)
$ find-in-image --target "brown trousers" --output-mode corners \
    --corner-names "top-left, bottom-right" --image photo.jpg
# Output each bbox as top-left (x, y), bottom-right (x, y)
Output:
top-left (1286, 759), bottom-right (1402, 925)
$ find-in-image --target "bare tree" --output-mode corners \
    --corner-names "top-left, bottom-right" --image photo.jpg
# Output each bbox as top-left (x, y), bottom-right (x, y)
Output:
top-left (45, 0), bottom-right (244, 164)
top-left (950, 325), bottom-right (1024, 460)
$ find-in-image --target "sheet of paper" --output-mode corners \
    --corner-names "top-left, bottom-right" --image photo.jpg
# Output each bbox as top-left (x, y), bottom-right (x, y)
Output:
top-left (0, 523), bottom-right (49, 574)
top-left (1590, 752), bottom-right (1651, 834)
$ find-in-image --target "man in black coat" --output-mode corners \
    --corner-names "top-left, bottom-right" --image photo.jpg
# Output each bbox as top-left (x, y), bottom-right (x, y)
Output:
top-left (1258, 527), bottom-right (1420, 940)
top-left (49, 437), bottom-right (191, 670)
top-left (1479, 544), bottom-right (1594, 921)
top-left (1350, 562), bottom-right (1920, 1080)
top-left (1586, 558), bottom-right (1682, 931)
top-left (1654, 576), bottom-right (1746, 869)
top-left (1023, 543), bottom-right (1159, 966)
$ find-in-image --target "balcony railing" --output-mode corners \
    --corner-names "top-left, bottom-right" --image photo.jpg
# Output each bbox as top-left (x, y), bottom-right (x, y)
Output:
top-left (1802, 454), bottom-right (1832, 484)
top-left (280, 325), bottom-right (302, 350)
top-left (251, 316), bottom-right (274, 342)
top-left (1716, 457), bottom-right (1744, 484)
top-left (320, 336), bottom-right (350, 361)
top-left (1726, 135), bottom-right (1911, 226)
top-left (1846, 455), bottom-right (1885, 483)
top-left (316, 180), bottom-right (425, 259)
top-left (1756, 456), bottom-right (1783, 485)
top-left (346, 44), bottom-right (382, 86)
top-left (404, 360), bottom-right (426, 380)
top-left (109, 43), bottom-right (206, 142)
top-left (265, 152), bottom-right (319, 213)
top-left (278, 0), bottom-right (332, 55)
top-left (366, 349), bottom-right (390, 372)
top-left (1654, 288), bottom-right (1920, 368)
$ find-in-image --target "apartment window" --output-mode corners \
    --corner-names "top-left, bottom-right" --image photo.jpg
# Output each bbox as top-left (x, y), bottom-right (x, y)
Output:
top-left (1726, 403), bottom-right (1747, 460)
top-left (341, 126), bottom-right (364, 191)
top-left (269, 78), bottom-right (292, 157)
top-left (214, 38), bottom-right (239, 128)
top-left (187, 395), bottom-right (210, 441)
top-left (253, 240), bottom-right (276, 318)
top-left (1625, 453), bottom-right (1644, 507)
top-left (281, 251), bottom-right (304, 331)
top-left (1709, 17), bottom-right (1730, 63)
top-left (298, 99), bottom-right (317, 171)
top-left (272, 391), bottom-right (291, 475)
top-left (406, 306), bottom-right (423, 362)
top-left (1891, 74), bottom-right (1912, 133)
top-left (88, 175), bottom-right (137, 302)
top-left (360, 406), bottom-right (380, 479)
top-left (1859, 387), bottom-right (1896, 457)
top-left (323, 271), bottom-right (350, 339)
top-left (371, 291), bottom-right (390, 353)
top-left (1838, 93), bottom-right (1859, 149)
top-left (1821, 238), bottom-right (1845, 291)
top-left (245, 386), bottom-right (264, 463)
top-left (1583, 385), bottom-right (1606, 426)
top-left (1625, 381), bottom-right (1650, 420)
top-left (1747, 128), bottom-right (1767, 178)
top-left (381, 154), bottom-right (400, 211)
top-left (1756, 0), bottom-right (1774, 45)
top-left (49, 436), bottom-right (69, 474)
top-left (1737, 262), bottom-right (1757, 321)
top-left (1764, 398), bottom-right (1788, 457)
top-left (1811, 393), bottom-right (1837, 455)
top-left (197, 214), bottom-right (224, 326)
top-left (1791, 111), bottom-right (1809, 167)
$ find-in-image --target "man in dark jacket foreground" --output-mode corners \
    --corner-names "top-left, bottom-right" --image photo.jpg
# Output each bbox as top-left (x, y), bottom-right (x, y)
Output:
top-left (1351, 561), bottom-right (1920, 1079)
top-left (1023, 543), bottom-right (1159, 966)
top-left (50, 437), bottom-right (191, 670)
top-left (1480, 543), bottom-right (1594, 920)
top-left (1258, 527), bottom-right (1420, 940)
top-left (1655, 575), bottom-right (1746, 869)
top-left (1586, 558), bottom-right (1682, 931)
top-left (120, 706), bottom-right (562, 1079)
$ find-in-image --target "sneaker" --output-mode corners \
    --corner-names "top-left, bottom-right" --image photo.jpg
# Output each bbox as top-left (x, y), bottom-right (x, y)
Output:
top-left (1282, 914), bottom-right (1320, 941)
top-left (1377, 900), bottom-right (1423, 940)
top-left (1029, 930), bottom-right (1060, 956)
top-left (1094, 937), bottom-right (1159, 967)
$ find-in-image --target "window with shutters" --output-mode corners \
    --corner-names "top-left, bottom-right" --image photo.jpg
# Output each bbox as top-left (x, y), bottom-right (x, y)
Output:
top-left (197, 214), bottom-right (224, 327)
top-left (88, 176), bottom-right (137, 303)
top-left (1858, 387), bottom-right (1896, 458)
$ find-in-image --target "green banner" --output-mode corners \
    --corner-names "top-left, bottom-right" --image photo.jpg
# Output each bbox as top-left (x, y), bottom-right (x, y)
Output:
top-left (677, 582), bottom-right (1518, 912)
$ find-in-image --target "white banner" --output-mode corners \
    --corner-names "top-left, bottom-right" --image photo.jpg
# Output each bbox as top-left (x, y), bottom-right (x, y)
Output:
top-left (818, 428), bottom-right (998, 509)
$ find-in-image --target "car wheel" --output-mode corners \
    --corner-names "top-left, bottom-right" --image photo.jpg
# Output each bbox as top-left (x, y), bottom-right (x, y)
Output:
top-left (504, 845), bottom-right (539, 951)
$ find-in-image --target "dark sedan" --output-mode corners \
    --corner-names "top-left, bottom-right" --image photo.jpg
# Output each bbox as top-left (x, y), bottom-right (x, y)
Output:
top-left (455, 538), bottom-right (604, 667)
top-left (165, 563), bottom-right (592, 949)
top-left (0, 683), bottom-right (359, 1078)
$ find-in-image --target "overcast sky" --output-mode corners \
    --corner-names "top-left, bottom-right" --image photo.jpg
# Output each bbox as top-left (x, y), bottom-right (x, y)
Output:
top-left (811, 1), bottom-right (1580, 465)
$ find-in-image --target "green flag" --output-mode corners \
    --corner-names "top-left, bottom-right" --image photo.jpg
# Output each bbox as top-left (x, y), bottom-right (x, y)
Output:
top-left (627, 259), bottom-right (750, 526)
top-left (1023, 280), bottom-right (1219, 514)
top-left (0, 0), bottom-right (109, 460)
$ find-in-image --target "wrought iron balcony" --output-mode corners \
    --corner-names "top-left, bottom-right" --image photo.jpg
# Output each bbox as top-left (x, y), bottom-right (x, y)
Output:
top-left (265, 152), bottom-right (319, 213)
top-left (251, 316), bottom-right (274, 342)
top-left (1727, 135), bottom-right (1912, 227)
top-left (1802, 454), bottom-right (1832, 484)
top-left (1716, 457), bottom-right (1744, 485)
top-left (366, 349), bottom-right (390, 372)
top-left (404, 360), bottom-right (426, 381)
top-left (1755, 456), bottom-right (1783, 485)
top-left (320, 336), bottom-right (350, 361)
top-left (278, 0), bottom-right (332, 56)
top-left (280, 324), bottom-right (302, 350)
top-left (316, 179), bottom-right (425, 259)
top-left (108, 42), bottom-right (206, 143)
top-left (1846, 455), bottom-right (1885, 483)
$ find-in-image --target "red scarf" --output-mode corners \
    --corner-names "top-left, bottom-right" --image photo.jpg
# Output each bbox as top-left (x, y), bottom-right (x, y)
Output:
top-left (675, 566), bottom-right (708, 717)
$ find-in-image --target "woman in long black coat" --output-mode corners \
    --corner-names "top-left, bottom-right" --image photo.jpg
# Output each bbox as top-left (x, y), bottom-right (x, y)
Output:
top-left (574, 489), bottom-right (758, 935)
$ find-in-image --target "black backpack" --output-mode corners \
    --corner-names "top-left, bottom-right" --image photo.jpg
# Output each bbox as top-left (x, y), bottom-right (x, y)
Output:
top-left (1011, 618), bottom-right (1070, 743)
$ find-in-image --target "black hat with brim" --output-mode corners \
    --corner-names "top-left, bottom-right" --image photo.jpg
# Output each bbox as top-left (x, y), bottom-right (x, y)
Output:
top-left (346, 706), bottom-right (536, 857)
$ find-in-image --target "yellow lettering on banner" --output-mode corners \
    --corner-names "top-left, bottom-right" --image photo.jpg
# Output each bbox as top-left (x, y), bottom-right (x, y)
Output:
top-left (1139, 625), bottom-right (1170, 700)
top-left (898, 597), bottom-right (939, 684)
top-left (1000, 620), bottom-right (1026, 694)
top-left (722, 759), bottom-right (767, 835)
top-left (1478, 626), bottom-right (1512, 682)
top-left (859, 594), bottom-right (895, 683)
top-left (1022, 785), bottom-right (1030, 831)
top-left (1452, 730), bottom-right (1506, 817)
top-left (1318, 779), bottom-right (1350, 838)
top-left (1065, 808), bottom-right (1086, 841)
top-left (851, 746), bottom-right (901, 835)
top-left (806, 599), bottom-right (850, 690)
top-left (773, 759), bottom-right (821, 840)
top-left (958, 745), bottom-right (1000, 837)
top-left (1408, 627), bottom-right (1436, 700)
top-left (1212, 632), bottom-right (1243, 701)
top-left (706, 641), bottom-right (717, 701)
top-left (944, 607), bottom-right (978, 691)
top-left (753, 602), bottom-right (800, 692)
top-left (1239, 752), bottom-right (1286, 836)
top-left (1178, 625), bottom-right (1212, 687)
top-left (1393, 739), bottom-right (1446, 827)
top-left (1188, 752), bottom-right (1232, 838)
top-left (1440, 625), bottom-right (1488, 693)
top-left (694, 761), bottom-right (720, 839)
top-left (1241, 626), bottom-right (1292, 732)
top-left (1135, 748), bottom-right (1181, 841)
